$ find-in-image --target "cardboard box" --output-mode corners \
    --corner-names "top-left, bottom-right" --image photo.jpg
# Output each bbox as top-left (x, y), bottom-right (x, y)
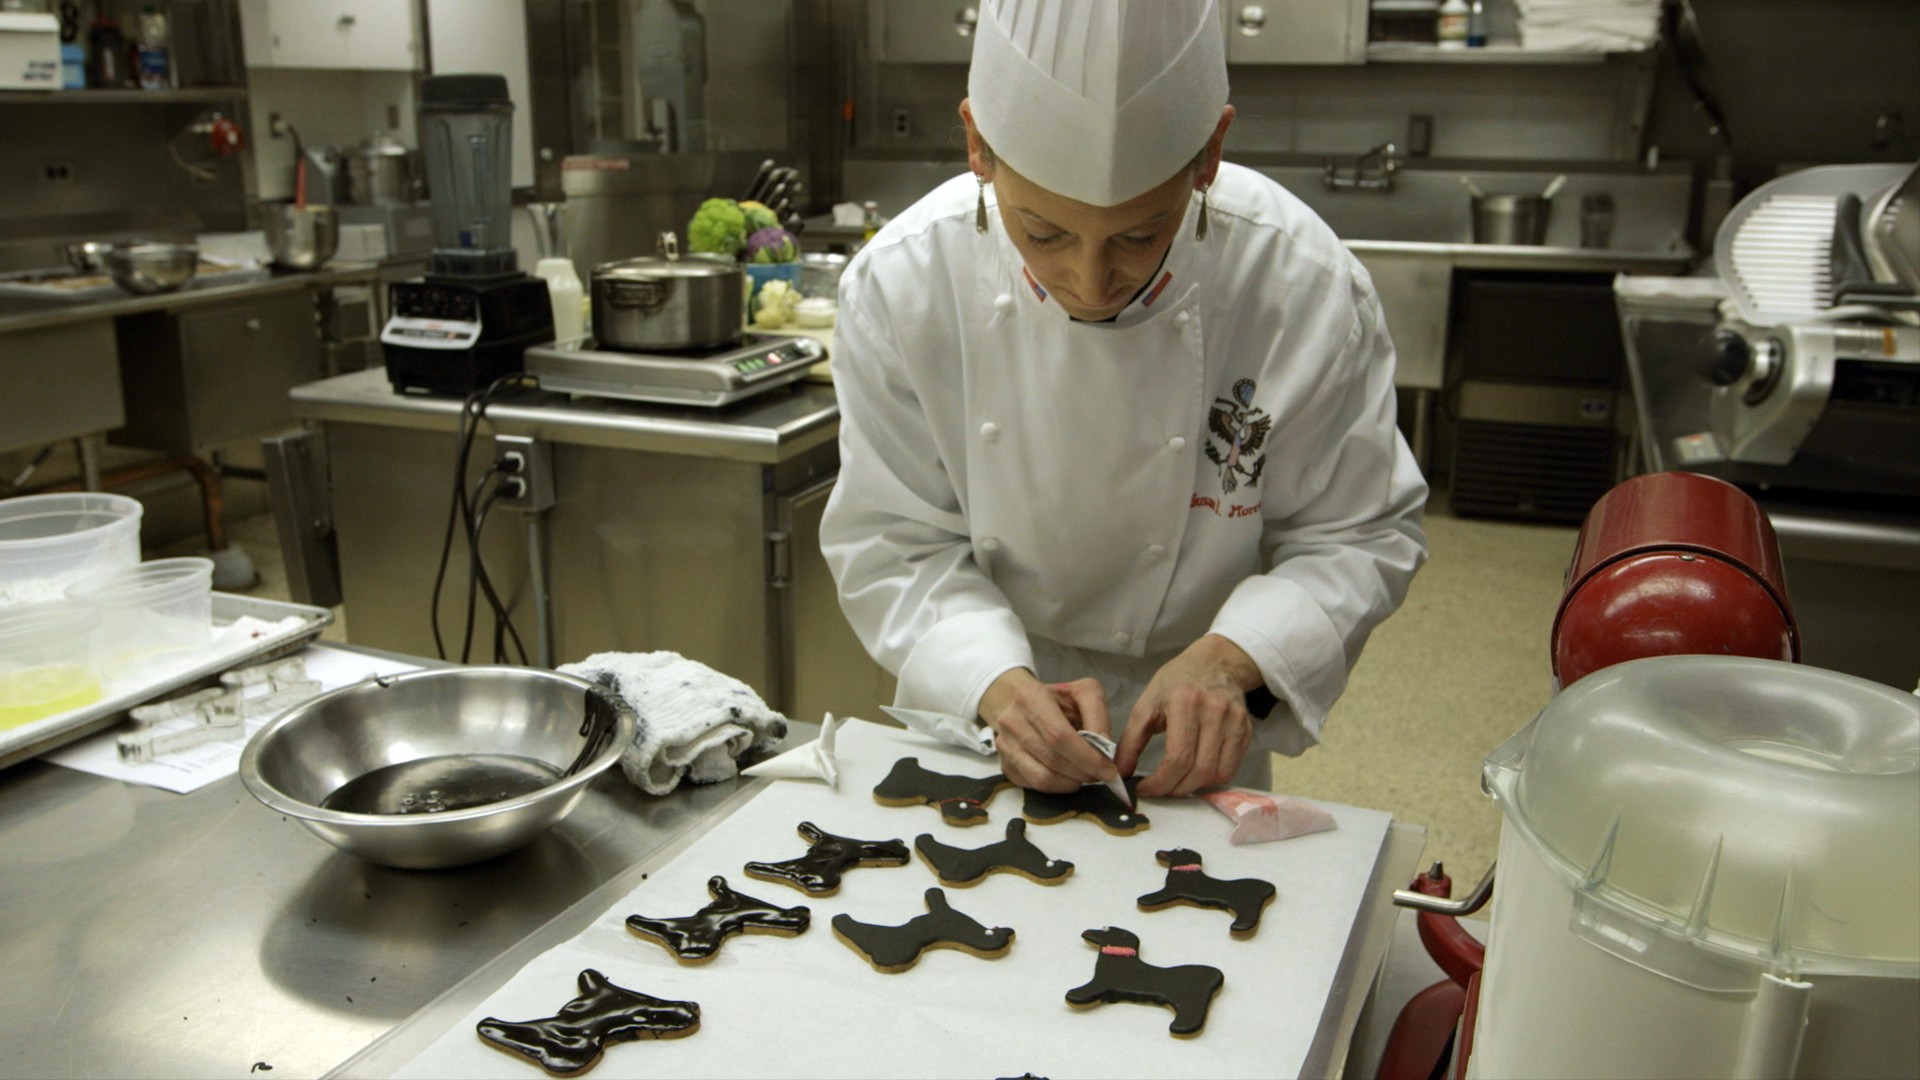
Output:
top-left (0, 12), bottom-right (61, 91)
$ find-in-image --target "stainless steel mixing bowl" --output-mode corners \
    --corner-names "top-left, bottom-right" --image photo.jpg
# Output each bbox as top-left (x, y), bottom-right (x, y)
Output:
top-left (239, 666), bottom-right (633, 869)
top-left (106, 242), bottom-right (200, 294)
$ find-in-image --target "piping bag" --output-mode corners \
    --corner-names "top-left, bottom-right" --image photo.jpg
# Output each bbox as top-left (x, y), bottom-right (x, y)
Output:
top-left (880, 705), bottom-right (997, 755)
top-left (1201, 788), bottom-right (1336, 845)
top-left (1076, 730), bottom-right (1134, 810)
top-left (742, 712), bottom-right (842, 787)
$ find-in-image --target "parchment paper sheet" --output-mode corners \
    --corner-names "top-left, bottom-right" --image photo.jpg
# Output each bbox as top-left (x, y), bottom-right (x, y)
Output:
top-left (392, 717), bottom-right (1391, 1079)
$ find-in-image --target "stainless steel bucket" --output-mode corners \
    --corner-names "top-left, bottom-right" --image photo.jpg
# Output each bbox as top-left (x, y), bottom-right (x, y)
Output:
top-left (1472, 193), bottom-right (1551, 245)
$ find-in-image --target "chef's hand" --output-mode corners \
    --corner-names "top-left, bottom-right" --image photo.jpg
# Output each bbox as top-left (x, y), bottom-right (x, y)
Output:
top-left (1116, 635), bottom-right (1260, 798)
top-left (978, 669), bottom-right (1120, 793)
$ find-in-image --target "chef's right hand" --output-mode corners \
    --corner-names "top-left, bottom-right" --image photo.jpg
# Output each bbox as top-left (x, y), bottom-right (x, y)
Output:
top-left (978, 669), bottom-right (1120, 793)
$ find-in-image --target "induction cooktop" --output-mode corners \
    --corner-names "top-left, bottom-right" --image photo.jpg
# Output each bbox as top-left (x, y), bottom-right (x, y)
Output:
top-left (523, 332), bottom-right (827, 407)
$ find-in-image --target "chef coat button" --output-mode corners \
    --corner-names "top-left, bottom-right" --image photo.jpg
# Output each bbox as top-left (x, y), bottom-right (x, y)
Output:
top-left (1174, 310), bottom-right (1192, 327)
top-left (1147, 543), bottom-right (1167, 558)
top-left (1167, 435), bottom-right (1187, 452)
top-left (994, 293), bottom-right (1014, 313)
top-left (980, 536), bottom-right (1001, 553)
top-left (1112, 630), bottom-right (1131, 647)
top-left (980, 421), bottom-right (1000, 442)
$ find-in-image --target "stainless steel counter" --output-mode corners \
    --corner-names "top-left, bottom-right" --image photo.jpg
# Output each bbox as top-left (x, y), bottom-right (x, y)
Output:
top-left (0, 673), bottom-right (1427, 1079)
top-left (1344, 238), bottom-right (1690, 274)
top-left (0, 674), bottom-right (806, 1079)
top-left (0, 264), bottom-right (383, 336)
top-left (291, 369), bottom-right (840, 465)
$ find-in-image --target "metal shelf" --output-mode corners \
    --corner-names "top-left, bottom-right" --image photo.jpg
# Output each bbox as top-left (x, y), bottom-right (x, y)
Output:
top-left (0, 87), bottom-right (248, 104)
top-left (1366, 42), bottom-right (1617, 63)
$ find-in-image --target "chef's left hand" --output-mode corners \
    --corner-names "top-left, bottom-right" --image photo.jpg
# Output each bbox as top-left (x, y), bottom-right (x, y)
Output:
top-left (1115, 634), bottom-right (1261, 798)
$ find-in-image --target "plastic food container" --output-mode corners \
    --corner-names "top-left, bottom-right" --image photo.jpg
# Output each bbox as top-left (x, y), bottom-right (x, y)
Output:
top-left (0, 493), bottom-right (142, 608)
top-left (66, 557), bottom-right (214, 680)
top-left (0, 602), bottom-right (104, 730)
top-left (1471, 655), bottom-right (1920, 1079)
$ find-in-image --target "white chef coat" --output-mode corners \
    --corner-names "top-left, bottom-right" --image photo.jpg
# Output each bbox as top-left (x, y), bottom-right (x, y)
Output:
top-left (820, 162), bottom-right (1429, 758)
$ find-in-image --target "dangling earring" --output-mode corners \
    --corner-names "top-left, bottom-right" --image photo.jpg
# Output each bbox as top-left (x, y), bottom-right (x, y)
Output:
top-left (1194, 183), bottom-right (1211, 241)
top-left (975, 174), bottom-right (990, 235)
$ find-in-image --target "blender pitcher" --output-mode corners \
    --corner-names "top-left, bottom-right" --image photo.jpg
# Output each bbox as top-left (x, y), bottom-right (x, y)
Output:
top-left (418, 74), bottom-right (517, 278)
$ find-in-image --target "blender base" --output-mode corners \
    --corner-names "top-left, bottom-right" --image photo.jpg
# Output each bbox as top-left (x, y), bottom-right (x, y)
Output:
top-left (381, 275), bottom-right (555, 396)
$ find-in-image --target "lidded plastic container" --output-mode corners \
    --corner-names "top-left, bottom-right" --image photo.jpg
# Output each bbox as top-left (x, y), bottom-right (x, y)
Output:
top-left (0, 493), bottom-right (142, 608)
top-left (0, 602), bottom-right (104, 730)
top-left (66, 557), bottom-right (214, 680)
top-left (1472, 655), bottom-right (1920, 1079)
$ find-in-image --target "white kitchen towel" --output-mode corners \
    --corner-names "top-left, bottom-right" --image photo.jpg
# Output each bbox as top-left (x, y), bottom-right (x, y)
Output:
top-left (557, 651), bottom-right (787, 795)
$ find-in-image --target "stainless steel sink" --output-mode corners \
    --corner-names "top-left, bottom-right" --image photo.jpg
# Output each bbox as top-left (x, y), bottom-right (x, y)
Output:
top-left (1250, 164), bottom-right (1693, 252)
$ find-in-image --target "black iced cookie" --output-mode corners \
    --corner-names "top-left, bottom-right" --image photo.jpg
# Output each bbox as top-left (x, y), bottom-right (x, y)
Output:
top-left (476, 968), bottom-right (700, 1076)
top-left (1022, 778), bottom-right (1149, 835)
top-left (1135, 848), bottom-right (1277, 938)
top-left (743, 821), bottom-right (911, 896)
top-left (1063, 927), bottom-right (1223, 1038)
top-left (624, 875), bottom-right (812, 963)
top-left (872, 756), bottom-right (1012, 826)
top-left (832, 887), bottom-right (1015, 973)
top-left (915, 818), bottom-right (1075, 887)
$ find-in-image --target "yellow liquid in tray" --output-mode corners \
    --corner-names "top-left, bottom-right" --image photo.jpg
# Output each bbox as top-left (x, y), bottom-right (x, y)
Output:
top-left (0, 666), bottom-right (105, 729)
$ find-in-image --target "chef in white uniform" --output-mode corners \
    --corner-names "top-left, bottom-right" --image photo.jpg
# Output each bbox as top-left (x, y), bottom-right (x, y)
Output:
top-left (821, 0), bottom-right (1429, 798)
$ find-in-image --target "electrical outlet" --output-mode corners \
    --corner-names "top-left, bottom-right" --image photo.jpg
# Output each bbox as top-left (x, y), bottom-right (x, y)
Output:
top-left (493, 435), bottom-right (555, 513)
top-left (891, 107), bottom-right (912, 138)
top-left (41, 160), bottom-right (74, 184)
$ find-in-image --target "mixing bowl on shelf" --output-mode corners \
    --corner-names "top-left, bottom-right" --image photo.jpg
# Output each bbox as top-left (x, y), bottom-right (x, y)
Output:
top-left (106, 242), bottom-right (200, 294)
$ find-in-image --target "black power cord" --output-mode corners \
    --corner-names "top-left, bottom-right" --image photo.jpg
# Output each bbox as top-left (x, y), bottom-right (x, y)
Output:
top-left (429, 373), bottom-right (538, 663)
top-left (465, 470), bottom-right (529, 664)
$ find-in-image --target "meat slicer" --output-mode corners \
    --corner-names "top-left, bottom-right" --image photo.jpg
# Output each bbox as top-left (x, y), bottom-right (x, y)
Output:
top-left (1704, 160), bottom-right (1920, 499)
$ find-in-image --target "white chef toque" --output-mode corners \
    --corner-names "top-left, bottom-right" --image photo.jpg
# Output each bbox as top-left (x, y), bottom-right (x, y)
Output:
top-left (968, 0), bottom-right (1228, 208)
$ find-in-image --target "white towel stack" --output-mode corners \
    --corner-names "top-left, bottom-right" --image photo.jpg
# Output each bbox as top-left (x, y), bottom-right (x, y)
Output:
top-left (558, 650), bottom-right (788, 796)
top-left (1516, 0), bottom-right (1661, 52)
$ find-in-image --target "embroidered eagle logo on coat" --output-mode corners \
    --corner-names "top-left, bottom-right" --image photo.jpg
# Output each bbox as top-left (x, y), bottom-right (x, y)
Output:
top-left (1205, 378), bottom-right (1271, 495)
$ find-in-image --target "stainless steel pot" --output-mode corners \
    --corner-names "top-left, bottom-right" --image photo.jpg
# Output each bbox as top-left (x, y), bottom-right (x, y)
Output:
top-left (592, 232), bottom-right (744, 351)
top-left (345, 133), bottom-right (421, 206)
top-left (1472, 193), bottom-right (1552, 245)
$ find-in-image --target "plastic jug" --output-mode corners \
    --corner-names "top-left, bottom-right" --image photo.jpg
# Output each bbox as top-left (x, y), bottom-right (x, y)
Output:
top-left (534, 258), bottom-right (585, 342)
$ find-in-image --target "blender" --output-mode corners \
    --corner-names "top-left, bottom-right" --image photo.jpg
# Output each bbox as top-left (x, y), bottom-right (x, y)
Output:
top-left (381, 74), bottom-right (554, 395)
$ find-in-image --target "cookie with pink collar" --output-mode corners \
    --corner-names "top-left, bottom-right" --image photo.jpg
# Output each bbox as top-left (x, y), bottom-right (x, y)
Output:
top-left (1135, 847), bottom-right (1276, 938)
top-left (1064, 926), bottom-right (1223, 1038)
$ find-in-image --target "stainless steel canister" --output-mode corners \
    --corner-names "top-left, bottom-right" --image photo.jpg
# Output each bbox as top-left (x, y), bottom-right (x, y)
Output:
top-left (1472, 193), bottom-right (1552, 245)
top-left (264, 202), bottom-right (339, 270)
top-left (591, 233), bottom-right (744, 351)
top-left (345, 134), bottom-right (421, 206)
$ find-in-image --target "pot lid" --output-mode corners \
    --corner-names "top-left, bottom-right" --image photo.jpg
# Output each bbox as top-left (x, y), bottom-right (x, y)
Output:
top-left (595, 231), bottom-right (740, 281)
top-left (1485, 655), bottom-right (1919, 979)
top-left (595, 257), bottom-right (741, 281)
top-left (354, 133), bottom-right (411, 157)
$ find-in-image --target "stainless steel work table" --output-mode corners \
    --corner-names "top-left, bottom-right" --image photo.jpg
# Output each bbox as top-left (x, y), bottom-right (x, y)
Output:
top-left (0, 264), bottom-right (383, 336)
top-left (0, 673), bottom-right (811, 1080)
top-left (0, 264), bottom-right (388, 489)
top-left (0, 660), bottom-right (1424, 1079)
top-left (290, 368), bottom-right (841, 465)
